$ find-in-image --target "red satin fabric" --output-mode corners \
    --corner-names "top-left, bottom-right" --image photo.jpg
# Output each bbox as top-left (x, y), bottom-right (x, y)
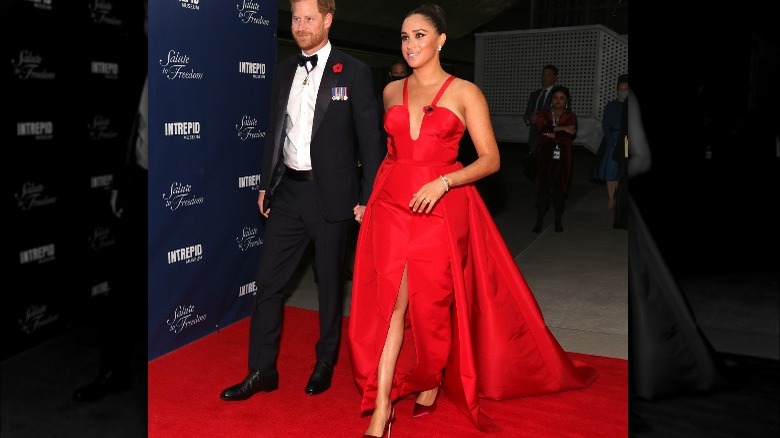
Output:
top-left (348, 77), bottom-right (597, 431)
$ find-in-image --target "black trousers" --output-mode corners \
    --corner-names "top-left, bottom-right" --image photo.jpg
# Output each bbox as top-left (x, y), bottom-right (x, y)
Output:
top-left (248, 177), bottom-right (350, 371)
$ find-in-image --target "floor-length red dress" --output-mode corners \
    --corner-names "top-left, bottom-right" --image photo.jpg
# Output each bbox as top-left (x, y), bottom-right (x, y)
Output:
top-left (348, 76), bottom-right (597, 431)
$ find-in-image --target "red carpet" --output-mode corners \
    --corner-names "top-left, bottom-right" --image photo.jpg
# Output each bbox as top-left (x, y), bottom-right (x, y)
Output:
top-left (149, 306), bottom-right (626, 437)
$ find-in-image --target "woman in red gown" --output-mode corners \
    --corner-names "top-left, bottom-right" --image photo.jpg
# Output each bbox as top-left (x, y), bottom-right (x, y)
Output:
top-left (533, 86), bottom-right (578, 233)
top-left (348, 5), bottom-right (597, 437)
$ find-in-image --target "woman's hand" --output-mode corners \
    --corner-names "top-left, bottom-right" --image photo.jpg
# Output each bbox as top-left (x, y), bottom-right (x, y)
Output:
top-left (409, 178), bottom-right (448, 214)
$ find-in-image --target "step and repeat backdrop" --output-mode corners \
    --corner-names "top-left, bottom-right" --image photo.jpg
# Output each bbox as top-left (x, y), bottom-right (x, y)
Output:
top-left (6, 0), bottom-right (278, 362)
top-left (7, 0), bottom-right (146, 360)
top-left (147, 0), bottom-right (277, 361)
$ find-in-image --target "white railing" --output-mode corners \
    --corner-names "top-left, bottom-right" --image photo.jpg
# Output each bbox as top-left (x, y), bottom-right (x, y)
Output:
top-left (475, 24), bottom-right (628, 153)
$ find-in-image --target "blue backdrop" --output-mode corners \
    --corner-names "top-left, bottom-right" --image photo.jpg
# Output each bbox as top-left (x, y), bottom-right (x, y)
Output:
top-left (148, 0), bottom-right (278, 361)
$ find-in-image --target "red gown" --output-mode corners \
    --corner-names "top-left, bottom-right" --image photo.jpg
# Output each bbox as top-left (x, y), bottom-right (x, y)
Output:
top-left (348, 76), bottom-right (597, 431)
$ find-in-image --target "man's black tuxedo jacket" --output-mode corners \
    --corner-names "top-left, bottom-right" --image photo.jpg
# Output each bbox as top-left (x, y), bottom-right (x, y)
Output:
top-left (523, 88), bottom-right (552, 126)
top-left (259, 48), bottom-right (384, 222)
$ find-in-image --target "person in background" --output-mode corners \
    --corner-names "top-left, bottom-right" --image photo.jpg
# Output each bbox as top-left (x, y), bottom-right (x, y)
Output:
top-left (72, 0), bottom-right (148, 404)
top-left (374, 58), bottom-right (412, 127)
top-left (219, 0), bottom-right (384, 402)
top-left (612, 95), bottom-right (629, 229)
top-left (533, 85), bottom-right (577, 233)
top-left (348, 4), bottom-right (596, 436)
top-left (520, 64), bottom-right (558, 182)
top-left (387, 58), bottom-right (411, 82)
top-left (592, 74), bottom-right (628, 211)
top-left (524, 64), bottom-right (558, 154)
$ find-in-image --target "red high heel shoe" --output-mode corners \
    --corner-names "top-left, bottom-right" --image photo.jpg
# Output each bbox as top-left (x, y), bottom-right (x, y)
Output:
top-left (363, 408), bottom-right (396, 438)
top-left (412, 386), bottom-right (440, 418)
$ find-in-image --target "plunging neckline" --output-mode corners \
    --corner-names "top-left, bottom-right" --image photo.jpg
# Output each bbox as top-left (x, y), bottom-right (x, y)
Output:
top-left (401, 75), bottom-right (457, 142)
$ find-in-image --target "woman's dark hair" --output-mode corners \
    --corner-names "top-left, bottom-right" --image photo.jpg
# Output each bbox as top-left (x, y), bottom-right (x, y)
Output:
top-left (406, 3), bottom-right (447, 35)
top-left (551, 85), bottom-right (573, 111)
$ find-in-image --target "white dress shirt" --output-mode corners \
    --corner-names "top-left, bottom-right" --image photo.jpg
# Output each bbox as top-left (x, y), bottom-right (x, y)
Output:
top-left (284, 41), bottom-right (332, 171)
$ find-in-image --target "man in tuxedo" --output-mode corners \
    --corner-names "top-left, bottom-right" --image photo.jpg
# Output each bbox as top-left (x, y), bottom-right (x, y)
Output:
top-left (220, 0), bottom-right (384, 401)
top-left (523, 64), bottom-right (559, 152)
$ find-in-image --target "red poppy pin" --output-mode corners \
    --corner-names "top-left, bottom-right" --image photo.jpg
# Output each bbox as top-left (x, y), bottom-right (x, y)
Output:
top-left (333, 63), bottom-right (343, 73)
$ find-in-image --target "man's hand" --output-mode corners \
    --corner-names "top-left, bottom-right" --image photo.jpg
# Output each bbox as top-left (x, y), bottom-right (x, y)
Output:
top-left (109, 189), bottom-right (123, 218)
top-left (258, 190), bottom-right (270, 218)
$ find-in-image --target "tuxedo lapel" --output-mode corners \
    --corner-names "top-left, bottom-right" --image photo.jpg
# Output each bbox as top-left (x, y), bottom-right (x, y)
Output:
top-left (267, 60), bottom-right (297, 193)
top-left (536, 89), bottom-right (547, 110)
top-left (276, 62), bottom-right (296, 149)
top-left (542, 89), bottom-right (552, 109)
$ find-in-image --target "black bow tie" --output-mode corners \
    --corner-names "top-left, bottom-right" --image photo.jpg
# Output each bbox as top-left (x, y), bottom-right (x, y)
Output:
top-left (297, 53), bottom-right (318, 68)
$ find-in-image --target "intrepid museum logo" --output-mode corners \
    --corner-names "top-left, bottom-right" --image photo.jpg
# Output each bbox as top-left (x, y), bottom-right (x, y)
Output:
top-left (24, 0), bottom-right (52, 11)
top-left (239, 61), bottom-right (266, 79)
top-left (90, 174), bottom-right (114, 190)
top-left (238, 281), bottom-right (257, 297)
top-left (178, 0), bottom-right (200, 11)
top-left (91, 280), bottom-right (111, 298)
top-left (166, 304), bottom-right (207, 334)
top-left (91, 61), bottom-right (119, 79)
top-left (167, 243), bottom-right (203, 265)
top-left (236, 0), bottom-right (270, 25)
top-left (239, 281), bottom-right (257, 297)
top-left (238, 174), bottom-right (261, 190)
top-left (17, 121), bottom-right (53, 140)
top-left (15, 182), bottom-right (56, 211)
top-left (236, 115), bottom-right (265, 141)
top-left (159, 49), bottom-right (204, 80)
top-left (164, 121), bottom-right (201, 140)
top-left (162, 181), bottom-right (205, 211)
top-left (19, 244), bottom-right (55, 265)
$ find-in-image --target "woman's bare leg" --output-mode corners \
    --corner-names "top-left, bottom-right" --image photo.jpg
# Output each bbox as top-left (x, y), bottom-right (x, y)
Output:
top-left (365, 265), bottom-right (410, 436)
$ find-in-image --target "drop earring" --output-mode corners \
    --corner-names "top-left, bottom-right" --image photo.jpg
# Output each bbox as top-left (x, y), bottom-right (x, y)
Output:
top-left (437, 45), bottom-right (442, 52)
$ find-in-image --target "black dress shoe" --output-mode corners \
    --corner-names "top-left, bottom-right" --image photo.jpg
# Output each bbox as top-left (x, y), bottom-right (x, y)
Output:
top-left (532, 220), bottom-right (543, 233)
top-left (305, 361), bottom-right (333, 395)
top-left (220, 368), bottom-right (279, 401)
top-left (73, 369), bottom-right (132, 402)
